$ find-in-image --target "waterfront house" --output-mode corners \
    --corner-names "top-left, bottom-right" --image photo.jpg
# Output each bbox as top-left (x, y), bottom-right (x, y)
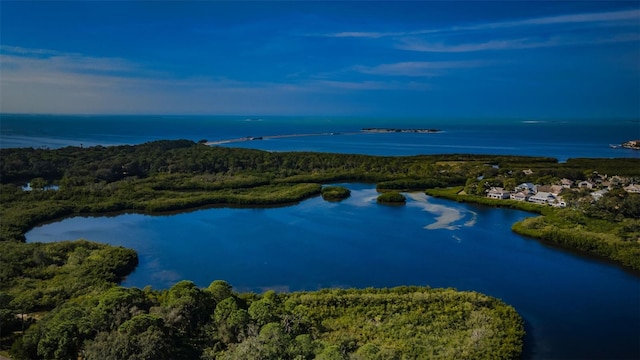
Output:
top-left (551, 196), bottom-right (567, 208)
top-left (529, 191), bottom-right (556, 205)
top-left (624, 184), bottom-right (640, 194)
top-left (487, 187), bottom-right (511, 199)
top-left (510, 192), bottom-right (529, 201)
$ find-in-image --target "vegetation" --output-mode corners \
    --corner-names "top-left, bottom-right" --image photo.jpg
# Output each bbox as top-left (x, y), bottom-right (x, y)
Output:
top-left (7, 274), bottom-right (524, 360)
top-left (376, 191), bottom-right (406, 204)
top-left (0, 240), bottom-right (137, 350)
top-left (1, 140), bottom-right (638, 269)
top-left (321, 186), bottom-right (351, 201)
top-left (2, 139), bottom-right (640, 357)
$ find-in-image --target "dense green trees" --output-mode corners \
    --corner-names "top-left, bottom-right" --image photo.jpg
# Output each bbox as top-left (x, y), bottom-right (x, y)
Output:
top-left (0, 241), bottom-right (137, 357)
top-left (6, 274), bottom-right (525, 360)
top-left (0, 240), bottom-right (137, 313)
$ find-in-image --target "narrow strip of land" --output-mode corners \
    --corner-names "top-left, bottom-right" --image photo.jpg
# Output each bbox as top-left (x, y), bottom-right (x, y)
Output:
top-left (205, 131), bottom-right (359, 145)
top-left (205, 128), bottom-right (441, 146)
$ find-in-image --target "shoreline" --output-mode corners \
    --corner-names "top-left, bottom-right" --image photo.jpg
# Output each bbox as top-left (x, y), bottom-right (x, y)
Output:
top-left (205, 128), bottom-right (440, 146)
top-left (205, 131), bottom-right (357, 145)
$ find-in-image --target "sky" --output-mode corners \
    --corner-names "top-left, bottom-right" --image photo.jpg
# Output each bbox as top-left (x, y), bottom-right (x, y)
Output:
top-left (1, 1), bottom-right (639, 118)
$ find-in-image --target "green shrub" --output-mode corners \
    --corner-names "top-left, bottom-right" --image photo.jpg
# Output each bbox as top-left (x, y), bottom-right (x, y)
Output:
top-left (377, 191), bottom-right (406, 204)
top-left (321, 186), bottom-right (351, 201)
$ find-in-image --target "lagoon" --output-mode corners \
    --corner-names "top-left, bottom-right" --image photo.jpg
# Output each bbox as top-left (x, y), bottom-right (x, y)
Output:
top-left (26, 183), bottom-right (640, 360)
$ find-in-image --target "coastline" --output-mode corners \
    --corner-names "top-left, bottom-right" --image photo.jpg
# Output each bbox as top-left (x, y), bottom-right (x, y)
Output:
top-left (204, 128), bottom-right (441, 146)
top-left (205, 131), bottom-right (360, 145)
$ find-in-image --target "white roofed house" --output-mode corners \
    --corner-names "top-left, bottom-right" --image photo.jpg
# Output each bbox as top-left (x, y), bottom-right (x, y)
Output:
top-left (624, 184), bottom-right (640, 194)
top-left (510, 192), bottom-right (529, 201)
top-left (528, 191), bottom-right (556, 205)
top-left (487, 187), bottom-right (511, 199)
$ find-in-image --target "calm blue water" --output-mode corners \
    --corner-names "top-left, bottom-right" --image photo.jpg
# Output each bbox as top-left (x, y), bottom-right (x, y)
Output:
top-left (7, 115), bottom-right (640, 358)
top-left (26, 184), bottom-right (640, 360)
top-left (1, 114), bottom-right (639, 161)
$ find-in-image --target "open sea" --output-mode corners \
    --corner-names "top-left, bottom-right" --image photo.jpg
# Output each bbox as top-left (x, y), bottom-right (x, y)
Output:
top-left (1, 114), bottom-right (639, 160)
top-left (4, 114), bottom-right (640, 359)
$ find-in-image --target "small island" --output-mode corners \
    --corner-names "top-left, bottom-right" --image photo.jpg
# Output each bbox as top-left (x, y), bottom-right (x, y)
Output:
top-left (377, 191), bottom-right (407, 204)
top-left (362, 128), bottom-right (442, 133)
top-left (622, 140), bottom-right (640, 150)
top-left (321, 185), bottom-right (351, 201)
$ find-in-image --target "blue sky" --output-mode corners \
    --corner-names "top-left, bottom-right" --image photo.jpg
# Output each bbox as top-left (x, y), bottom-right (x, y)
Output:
top-left (1, 1), bottom-right (639, 118)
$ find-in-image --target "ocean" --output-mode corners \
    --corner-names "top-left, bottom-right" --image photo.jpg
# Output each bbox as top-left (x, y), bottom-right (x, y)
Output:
top-left (1, 114), bottom-right (639, 161)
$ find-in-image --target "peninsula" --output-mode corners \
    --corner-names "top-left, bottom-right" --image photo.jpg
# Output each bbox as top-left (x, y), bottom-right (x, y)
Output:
top-left (205, 128), bottom-right (441, 146)
top-left (362, 127), bottom-right (442, 133)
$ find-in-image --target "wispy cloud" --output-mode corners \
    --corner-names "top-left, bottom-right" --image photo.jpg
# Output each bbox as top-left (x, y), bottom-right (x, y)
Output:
top-left (308, 79), bottom-right (429, 91)
top-left (325, 30), bottom-right (433, 39)
top-left (508, 8), bottom-right (640, 26)
top-left (397, 33), bottom-right (640, 52)
top-left (354, 61), bottom-right (488, 77)
top-left (319, 8), bottom-right (640, 54)
top-left (321, 9), bottom-right (640, 39)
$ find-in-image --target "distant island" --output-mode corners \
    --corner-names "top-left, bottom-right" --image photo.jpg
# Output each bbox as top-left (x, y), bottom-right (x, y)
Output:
top-left (610, 140), bottom-right (640, 150)
top-left (362, 128), bottom-right (442, 133)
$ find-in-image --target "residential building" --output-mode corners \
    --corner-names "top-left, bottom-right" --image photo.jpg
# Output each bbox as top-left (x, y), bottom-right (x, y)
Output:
top-left (578, 180), bottom-right (594, 189)
top-left (510, 192), bottom-right (529, 201)
top-left (624, 184), bottom-right (640, 194)
top-left (560, 178), bottom-right (573, 188)
top-left (549, 185), bottom-right (564, 195)
top-left (487, 187), bottom-right (510, 199)
top-left (516, 183), bottom-right (537, 194)
top-left (529, 191), bottom-right (556, 205)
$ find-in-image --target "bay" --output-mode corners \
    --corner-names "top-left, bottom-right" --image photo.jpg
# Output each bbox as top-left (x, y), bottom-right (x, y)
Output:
top-left (26, 184), bottom-right (640, 360)
top-left (1, 115), bottom-right (639, 161)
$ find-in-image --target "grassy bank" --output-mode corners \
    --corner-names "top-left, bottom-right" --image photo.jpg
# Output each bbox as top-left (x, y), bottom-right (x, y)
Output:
top-left (426, 187), bottom-right (640, 271)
